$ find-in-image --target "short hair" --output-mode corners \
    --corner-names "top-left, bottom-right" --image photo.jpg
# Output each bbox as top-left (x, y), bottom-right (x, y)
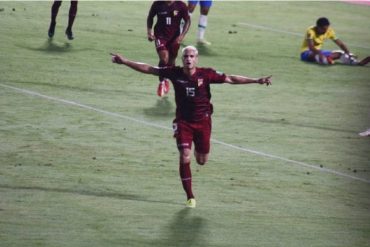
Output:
top-left (316, 17), bottom-right (330, 27)
top-left (182, 45), bottom-right (198, 56)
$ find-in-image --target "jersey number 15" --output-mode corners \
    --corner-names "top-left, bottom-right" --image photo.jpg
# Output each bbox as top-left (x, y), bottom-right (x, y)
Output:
top-left (186, 87), bottom-right (195, 97)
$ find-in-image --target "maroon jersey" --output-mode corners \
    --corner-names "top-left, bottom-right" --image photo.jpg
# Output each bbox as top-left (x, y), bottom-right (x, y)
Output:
top-left (159, 66), bottom-right (227, 122)
top-left (147, 1), bottom-right (189, 40)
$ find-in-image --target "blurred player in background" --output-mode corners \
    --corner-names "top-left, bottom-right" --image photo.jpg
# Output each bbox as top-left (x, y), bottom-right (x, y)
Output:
top-left (48, 0), bottom-right (78, 40)
top-left (147, 0), bottom-right (191, 97)
top-left (188, 0), bottom-right (213, 45)
top-left (359, 128), bottom-right (370, 137)
top-left (300, 17), bottom-right (370, 66)
top-left (111, 46), bottom-right (272, 208)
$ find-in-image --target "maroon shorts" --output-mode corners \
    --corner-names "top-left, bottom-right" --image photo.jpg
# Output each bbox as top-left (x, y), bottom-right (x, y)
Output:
top-left (173, 116), bottom-right (212, 154)
top-left (155, 37), bottom-right (180, 58)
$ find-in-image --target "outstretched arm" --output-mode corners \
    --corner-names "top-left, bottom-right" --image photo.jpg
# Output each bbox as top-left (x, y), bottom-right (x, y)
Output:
top-left (111, 53), bottom-right (160, 76)
top-left (334, 39), bottom-right (350, 54)
top-left (224, 75), bottom-right (272, 86)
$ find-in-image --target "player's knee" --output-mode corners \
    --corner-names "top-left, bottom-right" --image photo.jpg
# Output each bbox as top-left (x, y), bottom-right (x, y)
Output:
top-left (180, 149), bottom-right (191, 164)
top-left (200, 8), bottom-right (210, 15)
top-left (188, 4), bottom-right (196, 13)
top-left (196, 159), bottom-right (206, 165)
top-left (331, 53), bottom-right (341, 60)
top-left (180, 155), bottom-right (191, 164)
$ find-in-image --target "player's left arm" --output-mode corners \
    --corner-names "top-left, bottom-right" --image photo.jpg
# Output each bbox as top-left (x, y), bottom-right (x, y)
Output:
top-left (224, 75), bottom-right (272, 86)
top-left (177, 18), bottom-right (191, 43)
top-left (176, 6), bottom-right (191, 44)
top-left (334, 39), bottom-right (350, 54)
top-left (146, 4), bottom-right (156, 41)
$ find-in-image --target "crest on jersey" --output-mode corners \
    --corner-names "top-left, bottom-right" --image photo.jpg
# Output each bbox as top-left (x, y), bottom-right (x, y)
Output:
top-left (173, 10), bottom-right (179, 16)
top-left (197, 79), bottom-right (204, 87)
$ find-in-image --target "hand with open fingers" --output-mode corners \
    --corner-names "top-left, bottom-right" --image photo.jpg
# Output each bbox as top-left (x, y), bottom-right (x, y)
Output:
top-left (258, 75), bottom-right (272, 86)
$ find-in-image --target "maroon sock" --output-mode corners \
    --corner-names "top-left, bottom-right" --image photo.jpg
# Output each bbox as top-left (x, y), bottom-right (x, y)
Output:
top-left (67, 1), bottom-right (78, 30)
top-left (51, 0), bottom-right (62, 23)
top-left (179, 162), bottom-right (194, 200)
top-left (158, 60), bottom-right (167, 81)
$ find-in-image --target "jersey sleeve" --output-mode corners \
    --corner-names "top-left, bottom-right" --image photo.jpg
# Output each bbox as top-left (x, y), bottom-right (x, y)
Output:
top-left (327, 28), bottom-right (337, 40)
top-left (306, 28), bottom-right (315, 40)
top-left (147, 2), bottom-right (157, 27)
top-left (158, 66), bottom-right (174, 80)
top-left (208, 69), bottom-right (227, 84)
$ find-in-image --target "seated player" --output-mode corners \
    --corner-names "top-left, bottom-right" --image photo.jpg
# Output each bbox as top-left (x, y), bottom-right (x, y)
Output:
top-left (359, 128), bottom-right (370, 137)
top-left (300, 17), bottom-right (369, 66)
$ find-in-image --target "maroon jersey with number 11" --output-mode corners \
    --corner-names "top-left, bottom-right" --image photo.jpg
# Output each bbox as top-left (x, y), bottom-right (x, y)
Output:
top-left (159, 66), bottom-right (227, 122)
top-left (148, 1), bottom-right (190, 40)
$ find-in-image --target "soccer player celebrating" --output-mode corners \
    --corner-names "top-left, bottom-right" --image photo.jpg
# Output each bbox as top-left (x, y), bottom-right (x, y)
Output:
top-left (48, 0), bottom-right (78, 40)
top-left (300, 17), bottom-right (370, 66)
top-left (188, 0), bottom-right (213, 45)
top-left (111, 46), bottom-right (272, 208)
top-left (147, 0), bottom-right (191, 97)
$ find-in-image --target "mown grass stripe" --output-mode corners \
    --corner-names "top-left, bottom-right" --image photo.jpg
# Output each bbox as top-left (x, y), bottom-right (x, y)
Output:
top-left (2, 83), bottom-right (369, 185)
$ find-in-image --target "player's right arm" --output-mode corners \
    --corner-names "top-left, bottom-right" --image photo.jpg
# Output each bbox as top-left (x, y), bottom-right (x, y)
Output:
top-left (307, 38), bottom-right (327, 62)
top-left (307, 39), bottom-right (319, 54)
top-left (146, 3), bottom-right (156, 41)
top-left (305, 29), bottom-right (324, 58)
top-left (111, 53), bottom-right (160, 76)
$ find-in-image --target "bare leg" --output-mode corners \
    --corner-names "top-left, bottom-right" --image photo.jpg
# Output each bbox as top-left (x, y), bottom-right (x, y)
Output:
top-left (194, 150), bottom-right (209, 165)
top-left (358, 56), bottom-right (370, 66)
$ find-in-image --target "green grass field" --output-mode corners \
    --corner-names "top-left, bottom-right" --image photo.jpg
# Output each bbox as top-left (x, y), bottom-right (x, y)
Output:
top-left (1, 1), bottom-right (370, 246)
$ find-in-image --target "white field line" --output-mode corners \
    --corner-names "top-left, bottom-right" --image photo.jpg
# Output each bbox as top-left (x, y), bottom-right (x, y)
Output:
top-left (0, 84), bottom-right (169, 131)
top-left (237, 22), bottom-right (370, 50)
top-left (1, 83), bottom-right (369, 185)
top-left (211, 139), bottom-right (370, 184)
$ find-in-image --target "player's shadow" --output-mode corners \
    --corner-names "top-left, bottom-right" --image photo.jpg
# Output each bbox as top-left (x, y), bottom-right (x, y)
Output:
top-left (0, 183), bottom-right (181, 206)
top-left (195, 43), bottom-right (217, 57)
top-left (159, 208), bottom-right (208, 247)
top-left (42, 39), bottom-right (72, 53)
top-left (143, 97), bottom-right (174, 118)
top-left (17, 39), bottom-right (86, 53)
top-left (300, 60), bottom-right (354, 68)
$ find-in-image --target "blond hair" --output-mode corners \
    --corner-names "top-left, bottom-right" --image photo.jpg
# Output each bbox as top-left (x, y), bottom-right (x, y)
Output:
top-left (182, 45), bottom-right (198, 56)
